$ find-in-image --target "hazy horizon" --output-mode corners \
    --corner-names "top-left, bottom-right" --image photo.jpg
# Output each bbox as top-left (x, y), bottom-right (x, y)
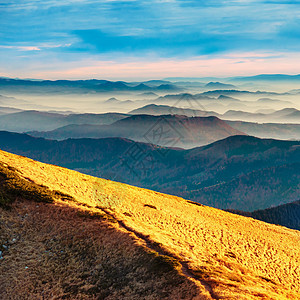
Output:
top-left (2, 73), bottom-right (300, 81)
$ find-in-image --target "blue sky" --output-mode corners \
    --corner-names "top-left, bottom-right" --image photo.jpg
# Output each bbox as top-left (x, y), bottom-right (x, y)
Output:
top-left (1, 0), bottom-right (300, 79)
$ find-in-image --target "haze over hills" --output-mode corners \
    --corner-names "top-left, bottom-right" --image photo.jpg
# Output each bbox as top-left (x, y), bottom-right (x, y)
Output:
top-left (190, 90), bottom-right (300, 111)
top-left (204, 82), bottom-right (237, 89)
top-left (104, 97), bottom-right (134, 105)
top-left (257, 97), bottom-right (293, 105)
top-left (167, 74), bottom-right (300, 82)
top-left (0, 110), bottom-right (129, 132)
top-left (166, 74), bottom-right (300, 92)
top-left (1, 103), bottom-right (299, 138)
top-left (0, 94), bottom-right (28, 107)
top-left (202, 89), bottom-right (285, 97)
top-left (1, 76), bottom-right (300, 117)
top-left (130, 104), bottom-right (300, 123)
top-left (224, 108), bottom-right (300, 123)
top-left (0, 106), bottom-right (22, 115)
top-left (129, 104), bottom-right (219, 117)
top-left (227, 120), bottom-right (300, 140)
top-left (129, 105), bottom-right (300, 141)
top-left (29, 114), bottom-right (245, 148)
top-left (0, 149), bottom-right (299, 299)
top-left (1, 132), bottom-right (299, 212)
top-left (230, 74), bottom-right (300, 82)
top-left (0, 78), bottom-right (183, 94)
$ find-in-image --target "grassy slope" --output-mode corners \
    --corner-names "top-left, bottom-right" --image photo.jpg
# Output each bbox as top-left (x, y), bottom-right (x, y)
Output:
top-left (0, 149), bottom-right (300, 299)
top-left (1, 200), bottom-right (202, 300)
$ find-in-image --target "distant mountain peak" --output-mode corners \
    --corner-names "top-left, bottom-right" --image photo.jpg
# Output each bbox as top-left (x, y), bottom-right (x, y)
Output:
top-left (205, 82), bottom-right (237, 89)
top-left (105, 97), bottom-right (119, 103)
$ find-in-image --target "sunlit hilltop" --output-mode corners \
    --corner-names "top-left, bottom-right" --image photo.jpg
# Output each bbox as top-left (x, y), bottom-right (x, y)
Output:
top-left (0, 149), bottom-right (299, 299)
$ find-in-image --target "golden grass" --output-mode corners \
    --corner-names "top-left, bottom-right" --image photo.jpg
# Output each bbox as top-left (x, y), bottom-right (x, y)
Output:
top-left (0, 149), bottom-right (300, 299)
top-left (0, 200), bottom-right (203, 299)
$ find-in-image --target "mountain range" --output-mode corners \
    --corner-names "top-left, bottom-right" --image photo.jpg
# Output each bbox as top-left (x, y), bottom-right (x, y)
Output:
top-left (0, 110), bottom-right (128, 132)
top-left (205, 82), bottom-right (237, 89)
top-left (130, 104), bottom-right (300, 123)
top-left (129, 105), bottom-right (300, 140)
top-left (0, 78), bottom-right (182, 94)
top-left (227, 120), bottom-right (300, 140)
top-left (29, 114), bottom-right (245, 148)
top-left (1, 132), bottom-right (299, 212)
top-left (231, 74), bottom-right (300, 82)
top-left (1, 104), bottom-right (299, 146)
top-left (129, 104), bottom-right (218, 117)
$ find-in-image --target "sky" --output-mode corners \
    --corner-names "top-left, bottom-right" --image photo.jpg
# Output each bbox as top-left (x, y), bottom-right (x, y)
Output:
top-left (1, 0), bottom-right (300, 79)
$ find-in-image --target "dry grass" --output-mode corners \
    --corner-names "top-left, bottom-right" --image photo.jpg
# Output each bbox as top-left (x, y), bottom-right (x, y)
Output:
top-left (0, 200), bottom-right (203, 300)
top-left (0, 161), bottom-right (74, 209)
top-left (0, 149), bottom-right (300, 299)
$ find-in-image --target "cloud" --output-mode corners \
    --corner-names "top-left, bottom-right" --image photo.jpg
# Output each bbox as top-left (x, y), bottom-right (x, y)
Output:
top-left (1, 0), bottom-right (300, 77)
top-left (2, 51), bottom-right (300, 80)
top-left (0, 45), bottom-right (41, 51)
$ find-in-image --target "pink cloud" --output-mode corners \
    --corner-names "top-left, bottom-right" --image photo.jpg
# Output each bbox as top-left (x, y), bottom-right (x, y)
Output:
top-left (0, 45), bottom-right (41, 51)
top-left (2, 52), bottom-right (300, 80)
